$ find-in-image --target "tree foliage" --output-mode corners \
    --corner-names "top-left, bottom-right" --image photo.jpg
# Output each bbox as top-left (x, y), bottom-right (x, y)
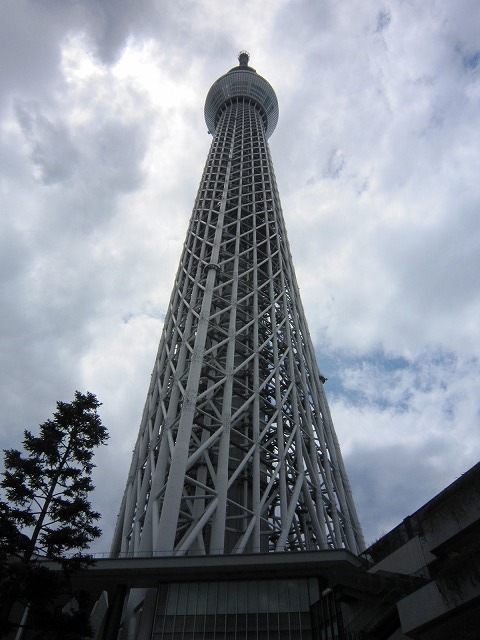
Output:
top-left (0, 391), bottom-right (109, 638)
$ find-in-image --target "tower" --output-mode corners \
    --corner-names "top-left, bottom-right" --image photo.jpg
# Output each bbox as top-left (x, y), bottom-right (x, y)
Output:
top-left (112, 52), bottom-right (363, 562)
top-left (110, 53), bottom-right (364, 639)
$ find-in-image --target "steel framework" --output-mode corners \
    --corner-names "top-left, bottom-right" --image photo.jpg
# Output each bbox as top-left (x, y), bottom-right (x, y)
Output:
top-left (111, 53), bottom-right (364, 559)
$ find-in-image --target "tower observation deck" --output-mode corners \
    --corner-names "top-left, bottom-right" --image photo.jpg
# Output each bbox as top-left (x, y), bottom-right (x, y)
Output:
top-left (204, 51), bottom-right (279, 138)
top-left (111, 52), bottom-right (364, 563)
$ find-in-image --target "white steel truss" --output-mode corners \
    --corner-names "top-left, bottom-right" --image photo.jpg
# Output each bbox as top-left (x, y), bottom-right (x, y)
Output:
top-left (111, 55), bottom-right (364, 559)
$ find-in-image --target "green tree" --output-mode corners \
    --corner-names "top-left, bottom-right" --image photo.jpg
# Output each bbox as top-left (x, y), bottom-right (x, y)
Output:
top-left (0, 391), bottom-right (109, 638)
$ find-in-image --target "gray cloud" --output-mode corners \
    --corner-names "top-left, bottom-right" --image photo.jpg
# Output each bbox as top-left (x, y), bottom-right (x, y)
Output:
top-left (15, 101), bottom-right (79, 184)
top-left (1, 0), bottom-right (479, 555)
top-left (346, 438), bottom-right (455, 545)
top-left (323, 149), bottom-right (346, 179)
top-left (375, 10), bottom-right (391, 33)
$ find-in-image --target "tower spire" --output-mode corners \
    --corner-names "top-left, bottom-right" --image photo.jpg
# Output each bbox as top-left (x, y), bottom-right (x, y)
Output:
top-left (238, 50), bottom-right (250, 66)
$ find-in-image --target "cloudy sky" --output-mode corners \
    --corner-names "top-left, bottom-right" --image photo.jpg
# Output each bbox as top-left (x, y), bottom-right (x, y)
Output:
top-left (1, 0), bottom-right (480, 553)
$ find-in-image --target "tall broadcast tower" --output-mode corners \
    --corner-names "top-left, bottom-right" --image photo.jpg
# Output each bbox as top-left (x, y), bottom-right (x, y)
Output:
top-left (110, 53), bottom-right (364, 639)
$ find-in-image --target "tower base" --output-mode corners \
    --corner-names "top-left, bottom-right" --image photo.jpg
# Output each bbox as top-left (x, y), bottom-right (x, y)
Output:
top-left (71, 551), bottom-right (417, 639)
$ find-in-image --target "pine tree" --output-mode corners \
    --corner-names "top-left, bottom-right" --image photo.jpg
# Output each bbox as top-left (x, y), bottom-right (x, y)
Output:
top-left (0, 391), bottom-right (109, 638)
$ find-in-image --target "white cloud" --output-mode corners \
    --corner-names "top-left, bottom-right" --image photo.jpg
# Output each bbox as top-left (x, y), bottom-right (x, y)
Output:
top-left (1, 0), bottom-right (479, 554)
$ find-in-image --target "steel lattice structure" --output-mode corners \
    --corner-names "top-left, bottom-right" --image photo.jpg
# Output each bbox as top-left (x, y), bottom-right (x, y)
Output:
top-left (111, 53), bottom-right (364, 559)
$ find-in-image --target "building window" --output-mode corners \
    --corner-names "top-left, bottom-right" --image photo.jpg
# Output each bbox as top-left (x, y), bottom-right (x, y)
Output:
top-left (152, 577), bottom-right (320, 639)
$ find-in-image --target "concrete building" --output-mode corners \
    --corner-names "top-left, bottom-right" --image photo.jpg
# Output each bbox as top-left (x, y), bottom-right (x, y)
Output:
top-left (365, 461), bottom-right (480, 639)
